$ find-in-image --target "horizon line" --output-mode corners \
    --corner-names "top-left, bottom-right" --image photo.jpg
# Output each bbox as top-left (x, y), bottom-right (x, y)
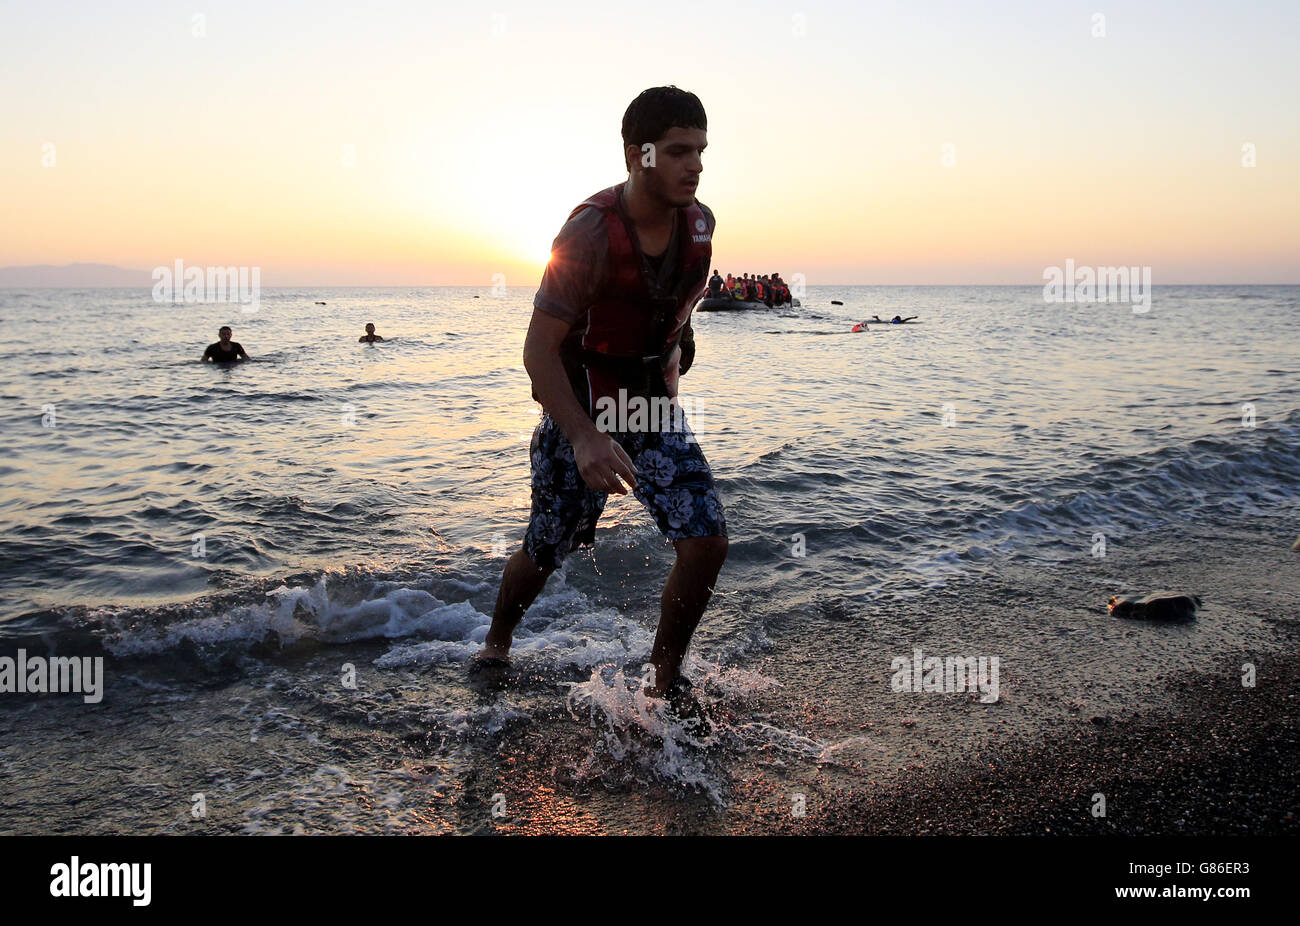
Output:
top-left (3, 281), bottom-right (1299, 290)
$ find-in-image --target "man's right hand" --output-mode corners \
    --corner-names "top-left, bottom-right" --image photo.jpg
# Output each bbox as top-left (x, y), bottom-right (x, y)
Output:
top-left (523, 309), bottom-right (639, 495)
top-left (573, 431), bottom-right (639, 495)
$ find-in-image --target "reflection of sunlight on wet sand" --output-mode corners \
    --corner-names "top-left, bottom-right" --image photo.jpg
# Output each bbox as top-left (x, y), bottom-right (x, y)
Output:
top-left (242, 763), bottom-right (458, 835)
top-left (491, 786), bottom-right (607, 836)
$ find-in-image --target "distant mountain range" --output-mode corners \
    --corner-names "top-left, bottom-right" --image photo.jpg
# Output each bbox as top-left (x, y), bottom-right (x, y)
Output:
top-left (0, 263), bottom-right (152, 288)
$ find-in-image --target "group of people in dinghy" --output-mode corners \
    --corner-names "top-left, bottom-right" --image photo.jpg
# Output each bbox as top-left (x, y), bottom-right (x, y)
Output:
top-left (705, 270), bottom-right (794, 306)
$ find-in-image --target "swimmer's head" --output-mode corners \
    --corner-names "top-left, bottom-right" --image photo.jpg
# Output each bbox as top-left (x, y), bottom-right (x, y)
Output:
top-left (621, 86), bottom-right (706, 209)
top-left (365, 323), bottom-right (376, 334)
top-left (218, 326), bottom-right (232, 342)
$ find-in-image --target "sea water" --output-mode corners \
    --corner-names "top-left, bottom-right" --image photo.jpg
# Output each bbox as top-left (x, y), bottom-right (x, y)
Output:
top-left (1, 285), bottom-right (1297, 832)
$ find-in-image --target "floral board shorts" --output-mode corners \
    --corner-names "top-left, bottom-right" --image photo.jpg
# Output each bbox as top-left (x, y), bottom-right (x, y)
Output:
top-left (522, 412), bottom-right (728, 568)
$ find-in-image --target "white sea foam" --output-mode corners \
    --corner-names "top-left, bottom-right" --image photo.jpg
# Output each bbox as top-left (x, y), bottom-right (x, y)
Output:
top-left (102, 575), bottom-right (470, 656)
top-left (559, 656), bottom-right (860, 806)
top-left (375, 573), bottom-right (657, 670)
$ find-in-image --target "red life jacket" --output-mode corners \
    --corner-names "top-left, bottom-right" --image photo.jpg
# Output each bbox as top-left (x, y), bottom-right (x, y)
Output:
top-left (558, 183), bottom-right (712, 415)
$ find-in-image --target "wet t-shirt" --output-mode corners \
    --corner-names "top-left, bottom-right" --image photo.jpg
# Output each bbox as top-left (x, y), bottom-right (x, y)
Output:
top-left (204, 341), bottom-right (245, 362)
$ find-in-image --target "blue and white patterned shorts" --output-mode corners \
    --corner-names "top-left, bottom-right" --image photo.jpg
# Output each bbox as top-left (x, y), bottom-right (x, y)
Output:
top-left (522, 412), bottom-right (727, 568)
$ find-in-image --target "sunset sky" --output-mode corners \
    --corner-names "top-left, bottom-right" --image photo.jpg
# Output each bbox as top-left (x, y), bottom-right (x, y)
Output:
top-left (2, 0), bottom-right (1297, 284)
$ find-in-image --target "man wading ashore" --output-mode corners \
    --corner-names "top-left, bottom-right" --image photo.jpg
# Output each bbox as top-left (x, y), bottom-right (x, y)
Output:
top-left (475, 87), bottom-right (728, 707)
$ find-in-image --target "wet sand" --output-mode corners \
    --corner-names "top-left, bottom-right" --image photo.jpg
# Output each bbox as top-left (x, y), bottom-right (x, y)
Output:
top-left (482, 523), bottom-right (1300, 835)
top-left (750, 524), bottom-right (1300, 835)
top-left (755, 645), bottom-right (1300, 835)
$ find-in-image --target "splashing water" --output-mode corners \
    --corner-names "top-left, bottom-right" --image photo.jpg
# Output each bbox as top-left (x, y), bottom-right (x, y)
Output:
top-left (562, 657), bottom-right (873, 807)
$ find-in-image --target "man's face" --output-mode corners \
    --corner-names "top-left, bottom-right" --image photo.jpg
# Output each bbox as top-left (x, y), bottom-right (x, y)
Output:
top-left (634, 126), bottom-right (706, 208)
top-left (219, 328), bottom-right (232, 342)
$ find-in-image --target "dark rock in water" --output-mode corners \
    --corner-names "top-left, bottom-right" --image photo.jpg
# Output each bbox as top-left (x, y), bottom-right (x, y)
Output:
top-left (831, 300), bottom-right (843, 305)
top-left (1108, 592), bottom-right (1202, 622)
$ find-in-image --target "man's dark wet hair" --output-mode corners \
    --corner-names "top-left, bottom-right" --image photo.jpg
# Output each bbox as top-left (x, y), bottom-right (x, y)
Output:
top-left (621, 86), bottom-right (707, 165)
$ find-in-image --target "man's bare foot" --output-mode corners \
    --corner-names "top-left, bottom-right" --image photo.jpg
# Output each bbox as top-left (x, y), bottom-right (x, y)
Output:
top-left (652, 677), bottom-right (711, 735)
top-left (470, 646), bottom-right (511, 672)
top-left (643, 669), bottom-right (676, 699)
top-left (644, 674), bottom-right (692, 704)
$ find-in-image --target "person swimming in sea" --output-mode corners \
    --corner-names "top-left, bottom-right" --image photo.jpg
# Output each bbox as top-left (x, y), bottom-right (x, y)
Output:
top-left (358, 323), bottom-right (384, 343)
top-left (201, 326), bottom-right (250, 363)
